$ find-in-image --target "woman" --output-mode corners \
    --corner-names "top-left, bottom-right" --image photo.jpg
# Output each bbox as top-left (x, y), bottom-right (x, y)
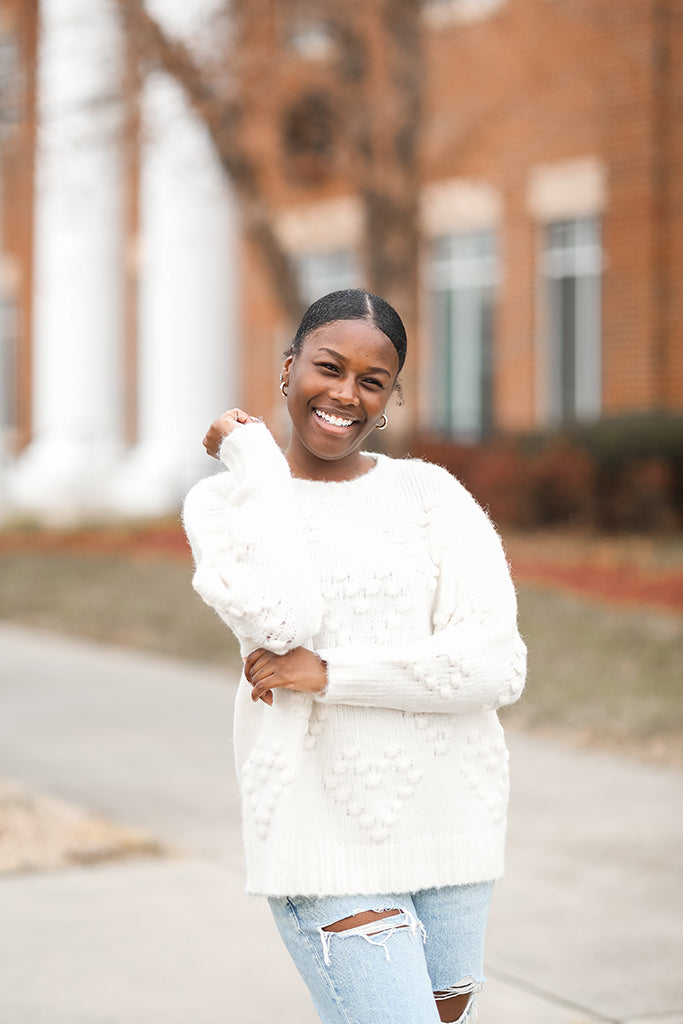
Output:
top-left (183, 289), bottom-right (526, 1024)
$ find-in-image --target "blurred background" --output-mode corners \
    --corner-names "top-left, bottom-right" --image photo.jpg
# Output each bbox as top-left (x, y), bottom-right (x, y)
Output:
top-left (0, 4), bottom-right (681, 1020)
top-left (1, 0), bottom-right (682, 525)
top-left (0, 5), bottom-right (680, 757)
top-left (0, 0), bottom-right (680, 798)
top-left (1, 0), bottom-right (682, 751)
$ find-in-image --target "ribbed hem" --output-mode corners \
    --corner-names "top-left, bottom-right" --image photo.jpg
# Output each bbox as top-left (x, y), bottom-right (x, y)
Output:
top-left (244, 825), bottom-right (507, 898)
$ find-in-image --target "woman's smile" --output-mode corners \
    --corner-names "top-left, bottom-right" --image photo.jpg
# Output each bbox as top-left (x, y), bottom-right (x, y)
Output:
top-left (282, 319), bottom-right (399, 481)
top-left (313, 407), bottom-right (361, 430)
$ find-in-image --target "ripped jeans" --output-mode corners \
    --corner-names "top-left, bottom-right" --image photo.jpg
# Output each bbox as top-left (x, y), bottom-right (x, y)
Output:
top-left (268, 881), bottom-right (494, 1024)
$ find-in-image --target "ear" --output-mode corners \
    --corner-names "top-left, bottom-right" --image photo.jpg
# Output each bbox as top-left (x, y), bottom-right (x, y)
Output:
top-left (282, 354), bottom-right (294, 377)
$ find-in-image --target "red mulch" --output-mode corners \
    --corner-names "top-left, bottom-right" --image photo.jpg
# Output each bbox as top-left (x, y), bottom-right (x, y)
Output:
top-left (508, 558), bottom-right (683, 614)
top-left (0, 525), bottom-right (192, 561)
top-left (2, 524), bottom-right (682, 613)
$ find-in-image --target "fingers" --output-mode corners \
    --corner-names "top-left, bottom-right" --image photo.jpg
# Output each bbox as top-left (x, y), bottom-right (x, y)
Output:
top-left (245, 649), bottom-right (276, 705)
top-left (202, 409), bottom-right (261, 458)
top-left (244, 647), bottom-right (328, 703)
top-left (202, 431), bottom-right (219, 458)
top-left (251, 678), bottom-right (279, 703)
top-left (244, 648), bottom-right (272, 682)
top-left (230, 408), bottom-right (259, 425)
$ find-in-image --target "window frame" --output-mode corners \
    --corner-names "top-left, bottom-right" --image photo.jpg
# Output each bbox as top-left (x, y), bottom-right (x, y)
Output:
top-left (295, 248), bottom-right (361, 307)
top-left (539, 216), bottom-right (602, 426)
top-left (428, 228), bottom-right (500, 441)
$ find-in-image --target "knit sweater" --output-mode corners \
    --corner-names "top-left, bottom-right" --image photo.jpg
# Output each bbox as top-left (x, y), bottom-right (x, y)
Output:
top-left (182, 422), bottom-right (527, 897)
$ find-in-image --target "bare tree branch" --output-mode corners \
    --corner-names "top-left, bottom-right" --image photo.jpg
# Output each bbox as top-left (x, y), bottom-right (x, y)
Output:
top-left (115, 0), bottom-right (306, 325)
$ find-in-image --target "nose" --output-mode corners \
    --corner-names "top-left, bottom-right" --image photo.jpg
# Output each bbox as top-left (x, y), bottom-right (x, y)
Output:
top-left (328, 373), bottom-right (360, 406)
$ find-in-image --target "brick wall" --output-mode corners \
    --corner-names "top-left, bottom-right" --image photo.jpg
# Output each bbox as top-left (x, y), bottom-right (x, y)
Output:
top-left (228, 0), bottom-right (683, 432)
top-left (662, 1), bottom-right (683, 409)
top-left (0, 0), bottom-right (38, 452)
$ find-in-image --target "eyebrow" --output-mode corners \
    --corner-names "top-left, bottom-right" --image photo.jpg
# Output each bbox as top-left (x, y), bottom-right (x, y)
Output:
top-left (315, 348), bottom-right (392, 377)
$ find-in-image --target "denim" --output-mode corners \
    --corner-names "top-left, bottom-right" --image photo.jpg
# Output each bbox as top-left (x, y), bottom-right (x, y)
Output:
top-left (268, 881), bottom-right (494, 1024)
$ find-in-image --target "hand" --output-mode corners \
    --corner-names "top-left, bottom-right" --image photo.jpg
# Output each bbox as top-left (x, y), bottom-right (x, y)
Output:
top-left (244, 647), bottom-right (328, 705)
top-left (203, 409), bottom-right (261, 459)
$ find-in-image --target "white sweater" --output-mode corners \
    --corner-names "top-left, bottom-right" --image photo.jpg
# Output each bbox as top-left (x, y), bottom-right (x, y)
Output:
top-left (182, 423), bottom-right (526, 897)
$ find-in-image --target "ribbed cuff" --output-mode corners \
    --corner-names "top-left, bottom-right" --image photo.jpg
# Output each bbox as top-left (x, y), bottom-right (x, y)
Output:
top-left (314, 645), bottom-right (398, 706)
top-left (218, 422), bottom-right (290, 484)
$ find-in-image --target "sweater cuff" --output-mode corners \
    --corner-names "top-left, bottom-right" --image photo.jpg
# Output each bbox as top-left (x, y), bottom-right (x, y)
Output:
top-left (314, 644), bottom-right (392, 706)
top-left (218, 421), bottom-right (290, 483)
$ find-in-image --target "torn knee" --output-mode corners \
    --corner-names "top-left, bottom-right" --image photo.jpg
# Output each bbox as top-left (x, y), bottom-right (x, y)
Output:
top-left (322, 908), bottom-right (402, 934)
top-left (318, 906), bottom-right (426, 966)
top-left (434, 980), bottom-right (482, 1024)
top-left (434, 978), bottom-right (482, 1000)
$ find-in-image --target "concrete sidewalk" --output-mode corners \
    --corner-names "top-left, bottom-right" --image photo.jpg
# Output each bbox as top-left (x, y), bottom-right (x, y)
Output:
top-left (1, 622), bottom-right (681, 1024)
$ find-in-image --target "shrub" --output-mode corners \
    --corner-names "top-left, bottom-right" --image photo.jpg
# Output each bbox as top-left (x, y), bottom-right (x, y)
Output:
top-left (412, 414), bottom-right (683, 532)
top-left (604, 457), bottom-right (679, 532)
top-left (526, 440), bottom-right (597, 527)
top-left (411, 436), bottom-right (533, 526)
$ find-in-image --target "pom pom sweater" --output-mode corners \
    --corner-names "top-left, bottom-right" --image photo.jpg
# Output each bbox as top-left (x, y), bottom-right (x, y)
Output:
top-left (182, 422), bottom-right (527, 897)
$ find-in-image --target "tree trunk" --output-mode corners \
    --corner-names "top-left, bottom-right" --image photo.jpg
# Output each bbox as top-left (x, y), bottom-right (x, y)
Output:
top-left (116, 0), bottom-right (423, 443)
top-left (333, 0), bottom-right (423, 442)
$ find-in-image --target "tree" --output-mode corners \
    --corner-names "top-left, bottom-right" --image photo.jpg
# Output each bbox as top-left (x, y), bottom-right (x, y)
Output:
top-left (115, 0), bottom-right (423, 428)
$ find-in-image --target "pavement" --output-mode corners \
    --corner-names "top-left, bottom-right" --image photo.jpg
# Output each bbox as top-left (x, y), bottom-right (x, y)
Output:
top-left (0, 621), bottom-right (681, 1024)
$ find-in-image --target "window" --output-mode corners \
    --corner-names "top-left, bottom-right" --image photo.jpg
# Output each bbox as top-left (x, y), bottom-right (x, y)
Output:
top-left (0, 31), bottom-right (22, 140)
top-left (429, 230), bottom-right (498, 439)
top-left (282, 90), bottom-right (336, 184)
top-left (542, 217), bottom-right (602, 424)
top-left (422, 0), bottom-right (505, 27)
top-left (287, 21), bottom-right (333, 60)
top-left (296, 249), bottom-right (360, 306)
top-left (282, 3), bottom-right (334, 60)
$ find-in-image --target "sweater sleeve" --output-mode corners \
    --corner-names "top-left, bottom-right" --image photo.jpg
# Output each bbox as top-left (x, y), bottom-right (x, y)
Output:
top-left (182, 422), bottom-right (322, 656)
top-left (315, 469), bottom-right (527, 714)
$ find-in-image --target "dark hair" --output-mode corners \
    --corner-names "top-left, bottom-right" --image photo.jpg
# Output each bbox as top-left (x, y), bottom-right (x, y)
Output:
top-left (287, 289), bottom-right (407, 374)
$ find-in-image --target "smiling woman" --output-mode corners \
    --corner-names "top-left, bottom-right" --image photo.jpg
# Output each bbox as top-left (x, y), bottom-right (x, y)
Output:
top-left (182, 289), bottom-right (526, 1024)
top-left (281, 318), bottom-right (398, 480)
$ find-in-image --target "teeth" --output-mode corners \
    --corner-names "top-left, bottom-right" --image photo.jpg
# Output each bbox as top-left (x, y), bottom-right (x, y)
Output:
top-left (315, 409), bottom-right (355, 427)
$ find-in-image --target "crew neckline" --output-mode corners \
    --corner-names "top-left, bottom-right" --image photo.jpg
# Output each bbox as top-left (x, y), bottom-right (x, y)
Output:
top-left (290, 452), bottom-right (388, 489)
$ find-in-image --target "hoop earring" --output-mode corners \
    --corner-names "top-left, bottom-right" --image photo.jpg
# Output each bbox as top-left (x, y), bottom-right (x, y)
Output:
top-left (375, 412), bottom-right (388, 430)
top-left (279, 377), bottom-right (288, 398)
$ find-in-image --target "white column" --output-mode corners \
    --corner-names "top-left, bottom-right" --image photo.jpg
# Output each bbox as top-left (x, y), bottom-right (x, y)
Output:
top-left (9, 0), bottom-right (125, 521)
top-left (110, 0), bottom-right (238, 515)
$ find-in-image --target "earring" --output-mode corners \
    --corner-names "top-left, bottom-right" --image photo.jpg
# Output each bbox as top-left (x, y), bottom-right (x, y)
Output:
top-left (279, 374), bottom-right (288, 398)
top-left (375, 412), bottom-right (388, 430)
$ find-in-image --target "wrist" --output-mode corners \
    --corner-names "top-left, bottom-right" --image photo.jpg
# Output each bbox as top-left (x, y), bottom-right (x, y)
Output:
top-left (218, 421), bottom-right (283, 475)
top-left (314, 656), bottom-right (329, 697)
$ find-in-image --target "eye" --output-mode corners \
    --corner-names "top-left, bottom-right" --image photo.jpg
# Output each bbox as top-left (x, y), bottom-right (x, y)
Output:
top-left (316, 361), bottom-right (340, 374)
top-left (362, 377), bottom-right (385, 390)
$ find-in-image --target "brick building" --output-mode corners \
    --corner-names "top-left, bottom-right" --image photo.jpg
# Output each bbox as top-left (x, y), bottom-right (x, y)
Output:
top-left (0, 0), bottom-right (681, 520)
top-left (236, 0), bottom-right (683, 445)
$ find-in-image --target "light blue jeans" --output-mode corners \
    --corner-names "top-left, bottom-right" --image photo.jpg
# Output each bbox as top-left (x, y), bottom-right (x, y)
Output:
top-left (268, 881), bottom-right (494, 1024)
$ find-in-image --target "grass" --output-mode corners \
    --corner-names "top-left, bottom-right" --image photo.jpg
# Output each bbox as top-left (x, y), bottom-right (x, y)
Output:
top-left (1, 550), bottom-right (681, 768)
top-left (502, 587), bottom-right (682, 766)
top-left (0, 553), bottom-right (241, 670)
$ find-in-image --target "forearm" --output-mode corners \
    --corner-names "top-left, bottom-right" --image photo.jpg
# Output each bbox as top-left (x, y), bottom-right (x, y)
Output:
top-left (183, 423), bottom-right (322, 654)
top-left (315, 615), bottom-right (526, 714)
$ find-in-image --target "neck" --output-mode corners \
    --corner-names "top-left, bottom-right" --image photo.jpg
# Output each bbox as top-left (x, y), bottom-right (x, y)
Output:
top-left (285, 446), bottom-right (375, 482)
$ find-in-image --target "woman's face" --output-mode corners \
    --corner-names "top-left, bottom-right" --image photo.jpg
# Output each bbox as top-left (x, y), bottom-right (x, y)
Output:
top-left (282, 318), bottom-right (400, 481)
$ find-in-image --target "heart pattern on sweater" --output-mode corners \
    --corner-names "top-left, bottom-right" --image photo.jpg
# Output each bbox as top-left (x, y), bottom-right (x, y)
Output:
top-left (321, 742), bottom-right (425, 844)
